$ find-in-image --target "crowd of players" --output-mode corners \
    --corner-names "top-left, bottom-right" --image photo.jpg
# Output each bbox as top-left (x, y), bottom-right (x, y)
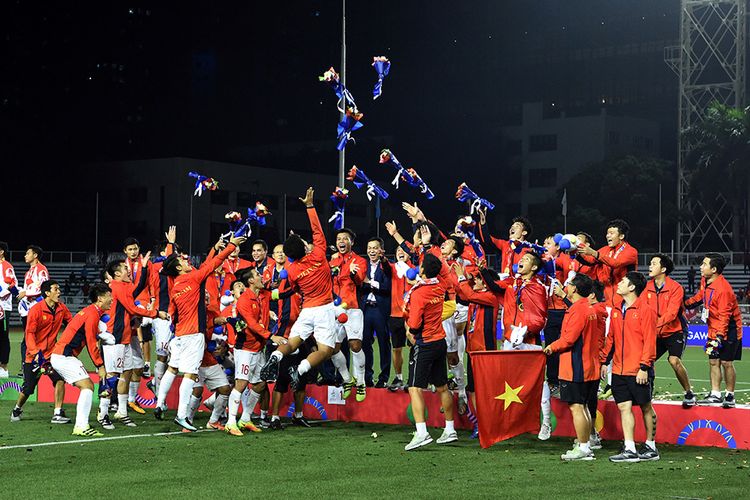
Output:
top-left (0, 185), bottom-right (743, 460)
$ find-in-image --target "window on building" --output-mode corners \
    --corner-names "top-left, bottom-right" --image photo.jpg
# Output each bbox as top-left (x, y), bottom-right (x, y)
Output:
top-left (528, 134), bottom-right (557, 152)
top-left (210, 189), bottom-right (230, 205)
top-left (128, 186), bottom-right (147, 203)
top-left (528, 168), bottom-right (557, 188)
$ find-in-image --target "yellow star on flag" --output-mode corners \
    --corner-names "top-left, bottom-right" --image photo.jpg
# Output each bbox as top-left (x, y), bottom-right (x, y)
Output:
top-left (495, 382), bottom-right (524, 410)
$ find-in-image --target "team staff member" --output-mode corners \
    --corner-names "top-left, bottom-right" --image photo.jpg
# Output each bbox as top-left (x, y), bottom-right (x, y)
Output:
top-left (601, 272), bottom-right (658, 463)
top-left (11, 280), bottom-right (72, 424)
top-left (643, 254), bottom-right (695, 407)
top-left (0, 241), bottom-right (17, 377)
top-left (17, 245), bottom-right (49, 366)
top-left (404, 253), bottom-right (457, 451)
top-left (50, 283), bottom-right (113, 437)
top-left (386, 246), bottom-right (413, 391)
top-left (544, 274), bottom-right (602, 461)
top-left (360, 237), bottom-right (392, 388)
top-left (684, 253), bottom-right (743, 408)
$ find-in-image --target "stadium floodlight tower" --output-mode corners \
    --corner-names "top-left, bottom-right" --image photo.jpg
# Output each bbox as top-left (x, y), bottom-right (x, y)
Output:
top-left (664, 0), bottom-right (746, 257)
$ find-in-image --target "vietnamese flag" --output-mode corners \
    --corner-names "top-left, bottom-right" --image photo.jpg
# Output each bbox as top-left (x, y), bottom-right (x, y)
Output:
top-left (471, 350), bottom-right (546, 448)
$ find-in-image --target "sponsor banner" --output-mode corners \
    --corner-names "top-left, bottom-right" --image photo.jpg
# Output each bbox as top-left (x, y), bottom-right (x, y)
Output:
top-left (686, 324), bottom-right (750, 348)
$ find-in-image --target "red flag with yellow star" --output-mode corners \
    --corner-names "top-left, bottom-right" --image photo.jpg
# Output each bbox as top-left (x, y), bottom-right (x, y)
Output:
top-left (471, 350), bottom-right (546, 448)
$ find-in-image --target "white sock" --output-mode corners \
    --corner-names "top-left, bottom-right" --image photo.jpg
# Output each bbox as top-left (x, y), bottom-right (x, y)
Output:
top-left (445, 420), bottom-right (455, 433)
top-left (646, 440), bottom-right (656, 450)
top-left (541, 382), bottom-right (551, 423)
top-left (54, 407), bottom-right (62, 416)
top-left (76, 389), bottom-right (93, 428)
top-left (227, 389), bottom-right (242, 426)
top-left (210, 394), bottom-right (228, 423)
top-left (579, 441), bottom-right (591, 453)
top-left (187, 394), bottom-right (201, 421)
top-left (330, 351), bottom-right (351, 381)
top-left (297, 359), bottom-right (312, 376)
top-left (271, 415), bottom-right (280, 421)
top-left (351, 349), bottom-right (366, 386)
top-left (116, 393), bottom-right (128, 417)
top-left (624, 440), bottom-right (636, 453)
top-left (177, 378), bottom-right (196, 419)
top-left (240, 388), bottom-right (251, 421)
top-left (295, 411), bottom-right (303, 418)
top-left (154, 361), bottom-right (167, 392)
top-left (157, 370), bottom-right (177, 408)
top-left (241, 390), bottom-right (261, 421)
top-left (270, 350), bottom-right (284, 361)
top-left (725, 391), bottom-right (734, 397)
top-left (260, 409), bottom-right (267, 419)
top-left (711, 390), bottom-right (722, 398)
top-left (128, 381), bottom-right (139, 403)
top-left (396, 373), bottom-right (402, 381)
top-left (415, 422), bottom-right (427, 436)
top-left (204, 392), bottom-right (217, 407)
top-left (98, 397), bottom-right (110, 418)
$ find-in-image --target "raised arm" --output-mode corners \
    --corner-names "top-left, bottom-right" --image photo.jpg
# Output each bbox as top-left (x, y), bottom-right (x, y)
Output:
top-left (300, 187), bottom-right (327, 251)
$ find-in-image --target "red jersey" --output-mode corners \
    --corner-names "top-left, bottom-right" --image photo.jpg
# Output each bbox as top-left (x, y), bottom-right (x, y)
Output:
top-left (491, 238), bottom-right (530, 276)
top-left (571, 255), bottom-right (600, 280)
top-left (497, 275), bottom-right (548, 344)
top-left (22, 262), bottom-right (49, 299)
top-left (222, 256), bottom-right (253, 284)
top-left (171, 244), bottom-right (235, 337)
top-left (25, 299), bottom-right (72, 363)
top-left (548, 299), bottom-right (604, 382)
top-left (330, 251), bottom-right (367, 309)
top-left (601, 296), bottom-right (656, 376)
top-left (148, 246), bottom-right (175, 313)
top-left (456, 279), bottom-right (501, 352)
top-left (232, 289), bottom-right (272, 352)
top-left (593, 242), bottom-right (638, 309)
top-left (286, 207), bottom-right (333, 308)
top-left (52, 303), bottom-right (105, 367)
top-left (405, 278), bottom-right (446, 344)
top-left (263, 264), bottom-right (301, 337)
top-left (125, 257), bottom-right (151, 304)
top-left (107, 268), bottom-right (156, 345)
top-left (643, 277), bottom-right (686, 337)
top-left (389, 261), bottom-right (414, 318)
top-left (685, 275), bottom-right (743, 341)
top-left (546, 253), bottom-right (574, 310)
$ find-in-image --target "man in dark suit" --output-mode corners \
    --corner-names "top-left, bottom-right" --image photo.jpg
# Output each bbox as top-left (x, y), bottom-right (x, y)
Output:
top-left (360, 237), bottom-right (393, 387)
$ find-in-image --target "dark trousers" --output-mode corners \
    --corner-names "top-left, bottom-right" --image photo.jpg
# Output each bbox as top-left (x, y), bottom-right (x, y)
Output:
top-left (20, 315), bottom-right (27, 369)
top-left (0, 313), bottom-right (9, 365)
top-left (544, 309), bottom-right (565, 386)
top-left (363, 304), bottom-right (391, 385)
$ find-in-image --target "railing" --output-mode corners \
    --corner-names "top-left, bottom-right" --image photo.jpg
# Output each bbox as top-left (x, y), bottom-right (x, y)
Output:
top-left (638, 252), bottom-right (749, 267)
top-left (8, 250), bottom-right (92, 264)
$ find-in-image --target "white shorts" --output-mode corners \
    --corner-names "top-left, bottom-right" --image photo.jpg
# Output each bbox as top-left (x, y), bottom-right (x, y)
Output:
top-left (454, 303), bottom-right (469, 324)
top-left (50, 354), bottom-right (89, 385)
top-left (501, 340), bottom-right (543, 351)
top-left (289, 303), bottom-right (336, 349)
top-left (152, 317), bottom-right (173, 357)
top-left (443, 317), bottom-right (458, 353)
top-left (103, 344), bottom-right (133, 374)
top-left (130, 336), bottom-right (144, 370)
top-left (334, 307), bottom-right (363, 343)
top-left (199, 363), bottom-right (230, 391)
top-left (168, 333), bottom-right (205, 375)
top-left (233, 349), bottom-right (265, 384)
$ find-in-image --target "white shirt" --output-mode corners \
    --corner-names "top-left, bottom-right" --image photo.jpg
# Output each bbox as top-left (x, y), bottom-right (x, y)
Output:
top-left (366, 261), bottom-right (380, 303)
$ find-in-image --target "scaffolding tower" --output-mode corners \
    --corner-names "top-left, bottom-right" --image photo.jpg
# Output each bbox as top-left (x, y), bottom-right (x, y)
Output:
top-left (664, 0), bottom-right (746, 253)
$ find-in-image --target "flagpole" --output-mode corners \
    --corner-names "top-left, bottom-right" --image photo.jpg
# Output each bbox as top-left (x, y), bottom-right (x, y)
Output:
top-left (562, 188), bottom-right (568, 233)
top-left (338, 0), bottom-right (346, 226)
top-left (658, 183), bottom-right (662, 253)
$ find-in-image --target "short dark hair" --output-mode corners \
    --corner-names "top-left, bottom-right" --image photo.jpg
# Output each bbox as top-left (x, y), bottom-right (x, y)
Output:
top-left (421, 253), bottom-right (442, 279)
top-left (368, 236), bottom-right (384, 248)
top-left (447, 235), bottom-right (465, 258)
top-left (241, 268), bottom-right (261, 286)
top-left (162, 254), bottom-right (181, 277)
top-left (414, 221), bottom-right (440, 245)
top-left (652, 253), bottom-right (674, 276)
top-left (40, 279), bottom-right (59, 298)
top-left (576, 231), bottom-right (596, 248)
top-left (88, 283), bottom-right (111, 303)
top-left (592, 280), bottom-right (605, 302)
top-left (525, 251), bottom-right (542, 275)
top-left (625, 271), bottom-right (647, 296)
top-left (606, 219), bottom-right (630, 240)
top-left (123, 237), bottom-right (140, 249)
top-left (570, 273), bottom-right (594, 297)
top-left (0, 241), bottom-right (8, 257)
top-left (335, 228), bottom-right (356, 242)
top-left (106, 259), bottom-right (125, 279)
top-left (283, 234), bottom-right (306, 261)
top-left (512, 216), bottom-right (533, 239)
top-left (705, 252), bottom-right (726, 274)
top-left (230, 279), bottom-right (244, 291)
top-left (27, 245), bottom-right (43, 260)
top-left (251, 239), bottom-right (268, 252)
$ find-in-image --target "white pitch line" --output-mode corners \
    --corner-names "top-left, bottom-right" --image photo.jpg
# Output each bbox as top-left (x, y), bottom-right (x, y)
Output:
top-left (657, 388), bottom-right (750, 398)
top-left (655, 376), bottom-right (750, 385)
top-left (0, 429), bottom-right (212, 451)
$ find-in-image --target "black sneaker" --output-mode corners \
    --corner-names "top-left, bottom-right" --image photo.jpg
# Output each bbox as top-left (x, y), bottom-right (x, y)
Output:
top-left (682, 391), bottom-right (696, 408)
top-left (98, 414), bottom-right (115, 430)
top-left (145, 380), bottom-right (156, 397)
top-left (259, 416), bottom-right (272, 429)
top-left (637, 444), bottom-right (660, 461)
top-left (388, 378), bottom-right (404, 392)
top-left (698, 394), bottom-right (723, 405)
top-left (291, 416), bottom-right (312, 428)
top-left (609, 448), bottom-right (640, 463)
top-left (260, 355), bottom-right (280, 382)
top-left (288, 366), bottom-right (301, 391)
top-left (269, 418), bottom-right (283, 430)
top-left (154, 406), bottom-right (164, 420)
top-left (51, 410), bottom-right (71, 424)
top-left (374, 380), bottom-right (388, 389)
top-left (10, 407), bottom-right (23, 422)
top-left (723, 393), bottom-right (736, 409)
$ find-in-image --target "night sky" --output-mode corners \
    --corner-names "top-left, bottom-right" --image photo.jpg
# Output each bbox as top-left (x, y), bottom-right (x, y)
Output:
top-left (1, 1), bottom-right (681, 251)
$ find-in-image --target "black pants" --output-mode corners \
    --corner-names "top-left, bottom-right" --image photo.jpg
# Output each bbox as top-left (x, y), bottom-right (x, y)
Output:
top-left (0, 313), bottom-right (9, 365)
top-left (544, 309), bottom-right (565, 386)
top-left (363, 305), bottom-right (391, 385)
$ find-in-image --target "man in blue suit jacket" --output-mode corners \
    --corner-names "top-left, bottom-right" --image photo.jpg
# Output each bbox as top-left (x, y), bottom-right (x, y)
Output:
top-left (360, 237), bottom-right (393, 387)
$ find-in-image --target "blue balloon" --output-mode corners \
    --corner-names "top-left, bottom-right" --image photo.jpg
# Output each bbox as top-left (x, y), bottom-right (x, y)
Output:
top-left (213, 326), bottom-right (224, 335)
top-left (101, 314), bottom-right (110, 323)
top-left (333, 295), bottom-right (342, 306)
top-left (553, 233), bottom-right (564, 244)
top-left (134, 300), bottom-right (141, 306)
top-left (279, 269), bottom-right (288, 280)
top-left (206, 340), bottom-right (217, 352)
top-left (224, 368), bottom-right (234, 376)
top-left (224, 290), bottom-right (232, 296)
top-left (35, 296), bottom-right (43, 302)
top-left (406, 267), bottom-right (419, 281)
top-left (512, 264), bottom-right (519, 274)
